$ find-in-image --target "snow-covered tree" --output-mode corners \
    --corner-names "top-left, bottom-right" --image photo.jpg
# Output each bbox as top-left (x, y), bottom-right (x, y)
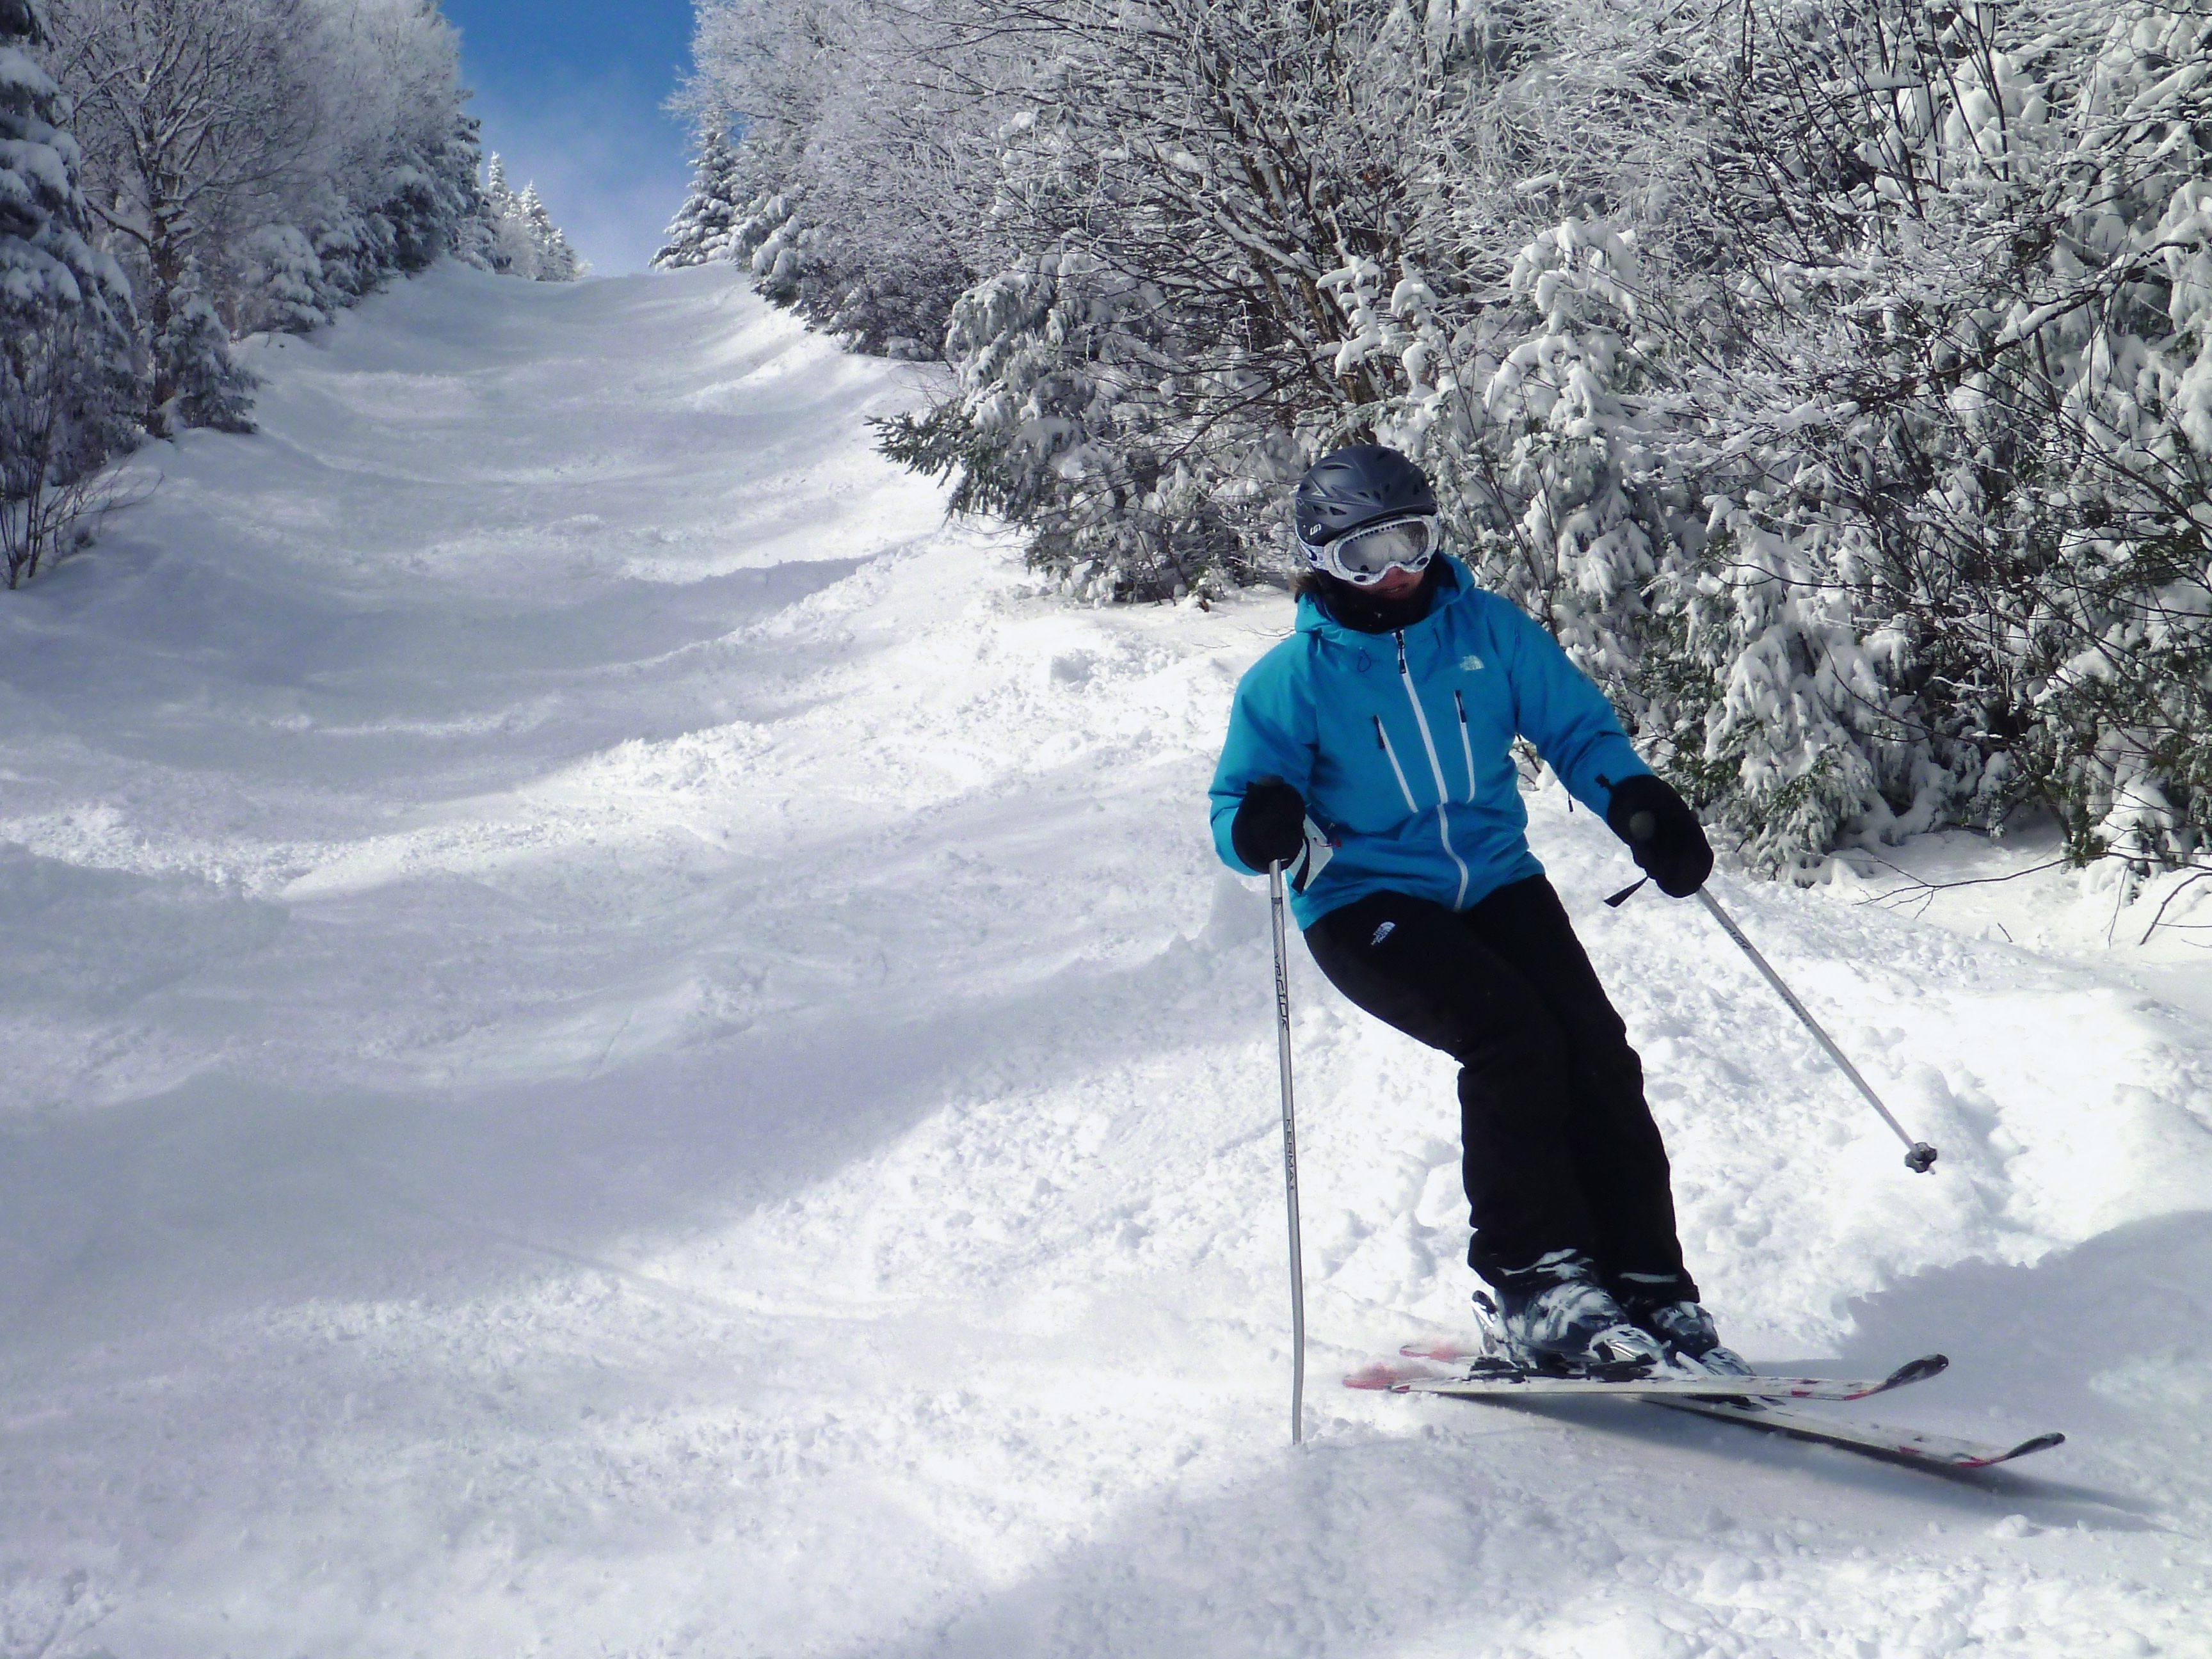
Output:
top-left (33, 0), bottom-right (525, 431)
top-left (879, 0), bottom-right (1482, 597)
top-left (1527, 0), bottom-right (2212, 870)
top-left (517, 184), bottom-right (582, 282)
top-left (682, 0), bottom-right (1006, 356)
top-left (156, 260), bottom-right (254, 433)
top-left (438, 104), bottom-right (499, 272)
top-left (480, 152), bottom-right (518, 273)
top-left (0, 0), bottom-right (134, 586)
top-left (481, 154), bottom-right (584, 282)
top-left (653, 125), bottom-right (741, 269)
top-left (38, 0), bottom-right (319, 428)
top-left (708, 0), bottom-right (2212, 874)
top-left (237, 223), bottom-right (326, 334)
top-left (1309, 0), bottom-right (2212, 872)
top-left (228, 0), bottom-right (504, 325)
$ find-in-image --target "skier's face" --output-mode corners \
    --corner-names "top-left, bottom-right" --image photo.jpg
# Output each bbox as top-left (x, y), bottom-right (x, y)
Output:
top-left (1368, 563), bottom-right (1426, 600)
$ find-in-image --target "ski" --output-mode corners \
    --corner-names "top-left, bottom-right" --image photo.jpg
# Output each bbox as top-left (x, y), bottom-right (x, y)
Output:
top-left (1653, 1396), bottom-right (2067, 1470)
top-left (1344, 1351), bottom-right (1948, 1403)
top-left (1349, 1340), bottom-right (2064, 1471)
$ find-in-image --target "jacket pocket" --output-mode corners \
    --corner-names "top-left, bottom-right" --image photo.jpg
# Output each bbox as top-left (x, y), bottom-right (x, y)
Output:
top-left (1374, 715), bottom-right (1420, 813)
top-left (1454, 689), bottom-right (1477, 804)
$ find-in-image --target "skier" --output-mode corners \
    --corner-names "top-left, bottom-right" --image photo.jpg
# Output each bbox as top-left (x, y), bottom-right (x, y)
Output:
top-left (1210, 444), bottom-right (1743, 1376)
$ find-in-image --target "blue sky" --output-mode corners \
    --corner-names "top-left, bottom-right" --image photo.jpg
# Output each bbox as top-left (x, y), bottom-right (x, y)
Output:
top-left (443, 0), bottom-right (699, 276)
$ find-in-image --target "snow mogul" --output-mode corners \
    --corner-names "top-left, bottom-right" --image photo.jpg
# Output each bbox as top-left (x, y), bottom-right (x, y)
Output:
top-left (1210, 444), bottom-right (1743, 1377)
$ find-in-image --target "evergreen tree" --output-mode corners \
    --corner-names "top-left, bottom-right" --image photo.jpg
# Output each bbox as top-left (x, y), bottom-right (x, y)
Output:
top-left (479, 154), bottom-right (584, 282)
top-left (518, 185), bottom-right (583, 282)
top-left (40, 0), bottom-right (516, 429)
top-left (0, 0), bottom-right (136, 586)
top-left (681, 0), bottom-right (998, 356)
top-left (155, 260), bottom-right (253, 435)
top-left (239, 223), bottom-right (326, 335)
top-left (480, 152), bottom-right (520, 273)
top-left (440, 106), bottom-right (499, 271)
top-left (653, 126), bottom-right (741, 269)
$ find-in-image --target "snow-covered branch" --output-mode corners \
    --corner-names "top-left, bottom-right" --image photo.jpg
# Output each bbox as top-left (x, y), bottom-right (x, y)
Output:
top-left (687, 0), bottom-right (2212, 874)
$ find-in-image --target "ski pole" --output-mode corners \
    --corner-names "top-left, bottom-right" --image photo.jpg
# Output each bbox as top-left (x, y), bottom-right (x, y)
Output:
top-left (1610, 802), bottom-right (1937, 1173)
top-left (1268, 859), bottom-right (1308, 1445)
top-left (1688, 887), bottom-right (1938, 1173)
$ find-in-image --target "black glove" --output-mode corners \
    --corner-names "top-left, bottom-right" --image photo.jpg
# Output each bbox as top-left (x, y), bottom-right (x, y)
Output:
top-left (1605, 773), bottom-right (1713, 897)
top-left (1232, 778), bottom-right (1308, 872)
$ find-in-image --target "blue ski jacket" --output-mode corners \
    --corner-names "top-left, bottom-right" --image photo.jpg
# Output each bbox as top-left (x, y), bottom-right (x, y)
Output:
top-left (1209, 558), bottom-right (1651, 929)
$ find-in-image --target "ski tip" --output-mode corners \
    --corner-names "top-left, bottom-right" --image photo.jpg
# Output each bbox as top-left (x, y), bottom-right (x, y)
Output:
top-left (1345, 1362), bottom-right (1433, 1389)
top-left (1400, 1340), bottom-right (1485, 1363)
top-left (1345, 1362), bottom-right (1420, 1391)
top-left (1950, 1431), bottom-right (2067, 1468)
top-left (1886, 1353), bottom-right (1950, 1389)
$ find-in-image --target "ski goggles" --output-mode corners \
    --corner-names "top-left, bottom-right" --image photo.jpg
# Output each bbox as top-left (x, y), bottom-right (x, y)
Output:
top-left (1303, 514), bottom-right (1438, 586)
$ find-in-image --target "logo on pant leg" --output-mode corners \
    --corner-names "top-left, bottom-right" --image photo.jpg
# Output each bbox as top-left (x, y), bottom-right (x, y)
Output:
top-left (1370, 920), bottom-right (1397, 947)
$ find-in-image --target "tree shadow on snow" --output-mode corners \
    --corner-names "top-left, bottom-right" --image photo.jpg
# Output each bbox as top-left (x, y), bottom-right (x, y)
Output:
top-left (0, 901), bottom-right (1272, 1363)
top-left (0, 529), bottom-right (876, 793)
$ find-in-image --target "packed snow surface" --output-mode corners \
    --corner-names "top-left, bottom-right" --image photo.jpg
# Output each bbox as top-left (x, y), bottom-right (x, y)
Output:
top-left (4, 264), bottom-right (2211, 1658)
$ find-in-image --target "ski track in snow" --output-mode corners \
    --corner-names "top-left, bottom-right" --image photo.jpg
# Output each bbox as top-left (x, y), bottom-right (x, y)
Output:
top-left (1, 263), bottom-right (2209, 1658)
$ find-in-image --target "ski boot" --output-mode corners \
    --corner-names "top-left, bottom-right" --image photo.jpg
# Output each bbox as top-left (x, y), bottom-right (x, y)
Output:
top-left (1623, 1295), bottom-right (1752, 1377)
top-left (1480, 1251), bottom-right (1666, 1375)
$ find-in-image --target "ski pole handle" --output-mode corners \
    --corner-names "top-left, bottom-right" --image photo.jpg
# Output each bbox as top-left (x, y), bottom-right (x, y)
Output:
top-left (1692, 888), bottom-right (1939, 1174)
top-left (1269, 860), bottom-right (1308, 1445)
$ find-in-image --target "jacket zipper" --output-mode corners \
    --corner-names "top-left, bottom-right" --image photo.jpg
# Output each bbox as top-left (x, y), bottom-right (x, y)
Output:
top-left (1453, 689), bottom-right (1477, 805)
top-left (1397, 632), bottom-right (1471, 907)
top-left (1373, 715), bottom-right (1419, 813)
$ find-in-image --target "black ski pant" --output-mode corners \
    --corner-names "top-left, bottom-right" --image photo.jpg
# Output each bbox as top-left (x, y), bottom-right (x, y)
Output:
top-left (1304, 875), bottom-right (1696, 1304)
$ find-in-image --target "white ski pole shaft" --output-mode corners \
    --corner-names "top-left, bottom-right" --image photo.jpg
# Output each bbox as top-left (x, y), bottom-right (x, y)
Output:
top-left (1694, 888), bottom-right (1939, 1174)
top-left (1269, 860), bottom-right (1308, 1445)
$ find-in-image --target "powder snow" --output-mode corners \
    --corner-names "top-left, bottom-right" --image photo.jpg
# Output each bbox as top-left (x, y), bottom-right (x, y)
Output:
top-left (1, 262), bottom-right (2209, 1658)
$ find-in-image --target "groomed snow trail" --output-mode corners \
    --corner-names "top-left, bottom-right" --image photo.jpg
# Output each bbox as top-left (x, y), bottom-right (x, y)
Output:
top-left (3, 264), bottom-right (2210, 1658)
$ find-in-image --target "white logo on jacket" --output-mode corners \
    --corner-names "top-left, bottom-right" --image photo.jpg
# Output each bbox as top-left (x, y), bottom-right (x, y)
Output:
top-left (1461, 654), bottom-right (1486, 672)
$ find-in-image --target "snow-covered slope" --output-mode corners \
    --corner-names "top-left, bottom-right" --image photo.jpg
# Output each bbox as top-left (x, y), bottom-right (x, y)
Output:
top-left (3, 263), bottom-right (2209, 1658)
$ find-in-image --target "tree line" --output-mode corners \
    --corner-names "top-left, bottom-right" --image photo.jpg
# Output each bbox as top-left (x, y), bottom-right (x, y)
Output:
top-left (660, 0), bottom-right (2212, 881)
top-left (1, 0), bottom-right (579, 589)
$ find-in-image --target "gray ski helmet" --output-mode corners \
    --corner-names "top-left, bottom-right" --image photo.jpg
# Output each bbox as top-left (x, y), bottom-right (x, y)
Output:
top-left (1293, 445), bottom-right (1436, 563)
